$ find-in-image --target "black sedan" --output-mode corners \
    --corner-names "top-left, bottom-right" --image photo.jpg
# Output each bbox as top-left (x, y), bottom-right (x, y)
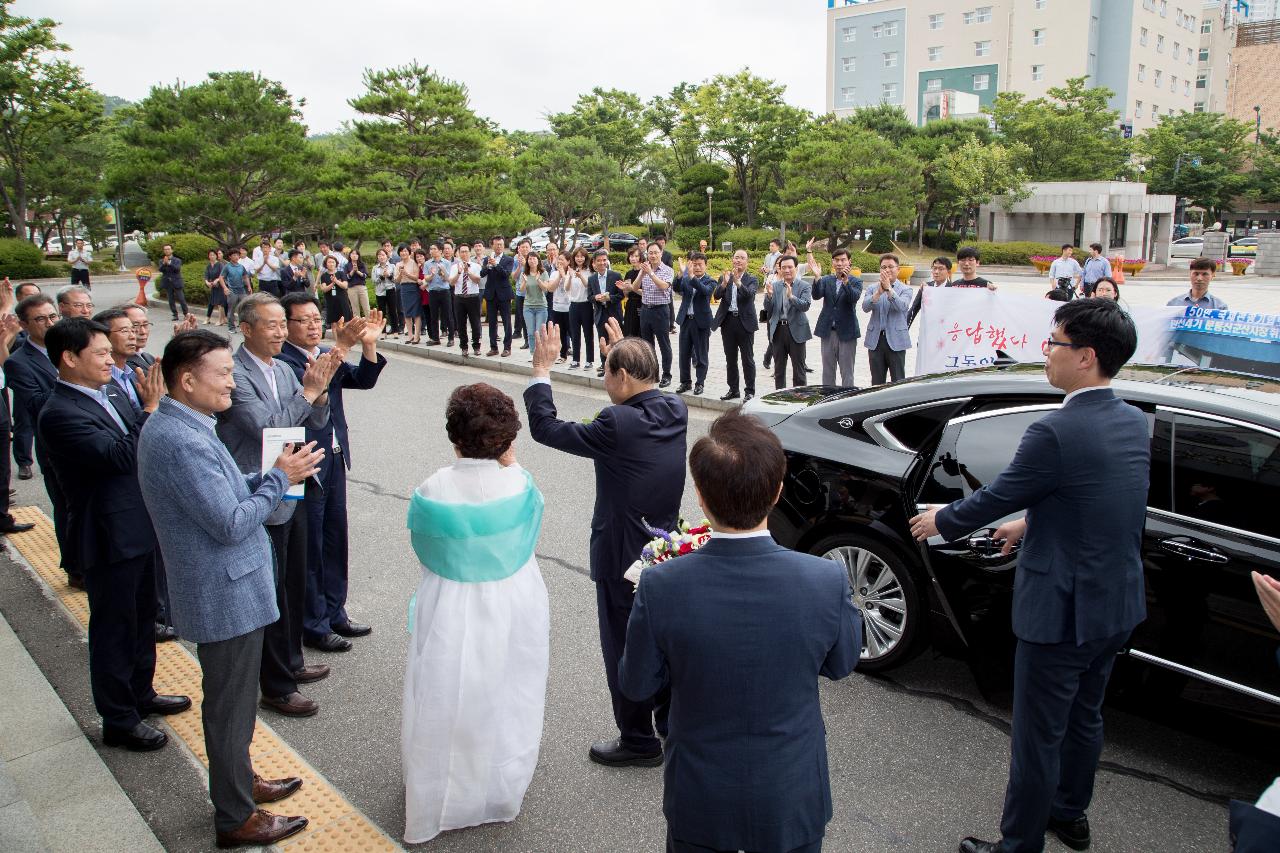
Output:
top-left (746, 365), bottom-right (1280, 719)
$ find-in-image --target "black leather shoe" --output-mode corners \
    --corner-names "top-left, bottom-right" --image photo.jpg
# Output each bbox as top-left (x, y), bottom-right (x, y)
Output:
top-left (674, 383), bottom-right (692, 393)
top-left (1048, 815), bottom-right (1091, 850)
top-left (304, 633), bottom-right (352, 652)
top-left (104, 720), bottom-right (167, 751)
top-left (720, 391), bottom-right (739, 401)
top-left (141, 694), bottom-right (191, 716)
top-left (332, 621), bottom-right (371, 638)
top-left (155, 623), bottom-right (179, 642)
top-left (958, 838), bottom-right (1000, 853)
top-left (744, 393), bottom-right (754, 402)
top-left (693, 384), bottom-right (704, 395)
top-left (67, 574), bottom-right (86, 590)
top-left (658, 376), bottom-right (671, 388)
top-left (0, 521), bottom-right (35, 535)
top-left (17, 464), bottom-right (32, 480)
top-left (588, 737), bottom-right (663, 768)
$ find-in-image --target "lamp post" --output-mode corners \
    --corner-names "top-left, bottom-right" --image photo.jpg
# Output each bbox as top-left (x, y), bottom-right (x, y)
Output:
top-left (1256, 105), bottom-right (1262, 145)
top-left (113, 201), bottom-right (127, 271)
top-left (1171, 153), bottom-right (1200, 227)
top-left (706, 186), bottom-right (714, 246)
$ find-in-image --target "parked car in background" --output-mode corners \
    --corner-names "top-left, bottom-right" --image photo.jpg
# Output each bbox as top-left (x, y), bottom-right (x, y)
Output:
top-left (1228, 237), bottom-right (1258, 257)
top-left (1169, 237), bottom-right (1205, 259)
top-left (744, 364), bottom-right (1280, 726)
top-left (511, 227), bottom-right (582, 252)
top-left (577, 232), bottom-right (640, 253)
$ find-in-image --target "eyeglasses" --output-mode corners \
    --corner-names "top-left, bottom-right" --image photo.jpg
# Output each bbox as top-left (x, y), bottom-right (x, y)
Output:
top-left (29, 314), bottom-right (59, 325)
top-left (131, 322), bottom-right (152, 330)
top-left (1041, 338), bottom-right (1084, 355)
top-left (67, 301), bottom-right (94, 310)
top-left (287, 317), bottom-right (323, 327)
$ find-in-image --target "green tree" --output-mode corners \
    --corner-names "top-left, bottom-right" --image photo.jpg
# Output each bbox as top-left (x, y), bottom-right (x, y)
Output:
top-left (548, 88), bottom-right (650, 177)
top-left (937, 138), bottom-right (1032, 236)
top-left (690, 70), bottom-right (809, 228)
top-left (775, 123), bottom-right (923, 251)
top-left (906, 117), bottom-right (994, 248)
top-left (987, 77), bottom-right (1130, 181)
top-left (513, 136), bottom-right (627, 247)
top-left (645, 83), bottom-right (706, 177)
top-left (0, 3), bottom-right (103, 237)
top-left (670, 162), bottom-right (739, 246)
top-left (847, 103), bottom-right (918, 145)
top-left (106, 72), bottom-right (315, 249)
top-left (348, 63), bottom-right (534, 241)
top-left (1136, 111), bottom-right (1253, 223)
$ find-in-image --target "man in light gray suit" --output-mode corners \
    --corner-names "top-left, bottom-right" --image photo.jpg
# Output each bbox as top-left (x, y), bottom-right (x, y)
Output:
top-left (137, 330), bottom-right (324, 847)
top-left (216, 293), bottom-right (339, 718)
top-left (861, 253), bottom-right (914, 385)
top-left (763, 255), bottom-right (813, 390)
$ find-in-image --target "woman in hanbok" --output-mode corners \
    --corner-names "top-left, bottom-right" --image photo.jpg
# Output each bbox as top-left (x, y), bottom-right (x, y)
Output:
top-left (402, 383), bottom-right (549, 844)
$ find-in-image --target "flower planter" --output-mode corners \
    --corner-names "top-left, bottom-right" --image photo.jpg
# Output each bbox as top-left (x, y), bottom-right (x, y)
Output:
top-left (1031, 259), bottom-right (1053, 274)
top-left (1230, 262), bottom-right (1250, 276)
top-left (1121, 262), bottom-right (1145, 276)
top-left (896, 265), bottom-right (914, 283)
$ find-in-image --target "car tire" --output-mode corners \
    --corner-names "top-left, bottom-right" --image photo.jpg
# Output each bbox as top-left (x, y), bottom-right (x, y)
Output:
top-left (810, 533), bottom-right (925, 672)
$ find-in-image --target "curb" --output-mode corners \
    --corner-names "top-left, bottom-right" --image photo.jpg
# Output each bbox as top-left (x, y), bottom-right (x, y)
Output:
top-left (146, 298), bottom-right (739, 414)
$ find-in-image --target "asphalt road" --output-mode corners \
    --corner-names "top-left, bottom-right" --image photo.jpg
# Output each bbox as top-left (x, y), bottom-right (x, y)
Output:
top-left (1, 276), bottom-right (1275, 852)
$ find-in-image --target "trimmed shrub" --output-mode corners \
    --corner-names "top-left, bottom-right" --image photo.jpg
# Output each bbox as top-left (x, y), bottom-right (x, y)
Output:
top-left (866, 231), bottom-right (895, 254)
top-left (143, 233), bottom-right (218, 265)
top-left (0, 239), bottom-right (53, 278)
top-left (957, 240), bottom-right (1064, 266)
top-left (923, 230), bottom-right (963, 252)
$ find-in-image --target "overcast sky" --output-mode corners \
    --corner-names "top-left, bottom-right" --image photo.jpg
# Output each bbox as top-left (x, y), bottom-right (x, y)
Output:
top-left (24, 0), bottom-right (829, 134)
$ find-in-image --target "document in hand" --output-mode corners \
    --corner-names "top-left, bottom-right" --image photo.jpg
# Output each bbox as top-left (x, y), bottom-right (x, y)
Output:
top-left (261, 427), bottom-right (306, 500)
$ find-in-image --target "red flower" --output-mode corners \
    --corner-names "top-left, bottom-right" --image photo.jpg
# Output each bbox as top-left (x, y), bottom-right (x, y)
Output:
top-left (678, 542), bottom-right (693, 555)
top-left (687, 525), bottom-right (710, 535)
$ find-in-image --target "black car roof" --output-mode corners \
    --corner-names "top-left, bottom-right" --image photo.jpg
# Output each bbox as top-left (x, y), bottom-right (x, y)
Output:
top-left (803, 364), bottom-right (1280, 429)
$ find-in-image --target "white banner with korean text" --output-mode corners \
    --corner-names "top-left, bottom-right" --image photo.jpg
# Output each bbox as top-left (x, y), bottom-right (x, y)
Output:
top-left (915, 288), bottom-right (1280, 378)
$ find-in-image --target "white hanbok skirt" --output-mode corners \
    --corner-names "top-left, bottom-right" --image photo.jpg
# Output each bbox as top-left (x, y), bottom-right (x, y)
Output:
top-left (401, 558), bottom-right (549, 843)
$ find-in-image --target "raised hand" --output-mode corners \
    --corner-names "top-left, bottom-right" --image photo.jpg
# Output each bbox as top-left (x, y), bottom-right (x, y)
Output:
top-left (362, 309), bottom-right (384, 345)
top-left (332, 315), bottom-right (368, 349)
top-left (133, 362), bottom-right (166, 413)
top-left (273, 441), bottom-right (324, 485)
top-left (301, 350), bottom-right (341, 398)
top-left (173, 313), bottom-right (198, 336)
top-left (532, 322), bottom-right (561, 376)
top-left (0, 276), bottom-right (12, 314)
top-left (597, 317), bottom-right (623, 361)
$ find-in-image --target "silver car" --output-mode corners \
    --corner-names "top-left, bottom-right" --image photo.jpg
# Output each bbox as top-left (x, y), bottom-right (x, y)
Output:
top-left (1169, 237), bottom-right (1204, 259)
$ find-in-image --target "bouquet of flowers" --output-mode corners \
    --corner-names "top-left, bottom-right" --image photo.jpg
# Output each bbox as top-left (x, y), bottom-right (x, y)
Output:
top-left (623, 518), bottom-right (713, 588)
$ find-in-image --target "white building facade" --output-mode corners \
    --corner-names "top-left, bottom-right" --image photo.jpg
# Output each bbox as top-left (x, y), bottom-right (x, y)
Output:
top-left (825, 0), bottom-right (1203, 131)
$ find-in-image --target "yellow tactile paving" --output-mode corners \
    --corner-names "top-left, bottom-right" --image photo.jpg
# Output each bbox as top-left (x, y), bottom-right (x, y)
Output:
top-left (5, 506), bottom-right (399, 852)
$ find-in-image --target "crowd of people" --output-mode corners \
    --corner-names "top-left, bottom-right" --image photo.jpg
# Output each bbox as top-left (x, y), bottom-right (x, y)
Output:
top-left (175, 234), bottom-right (1233, 408)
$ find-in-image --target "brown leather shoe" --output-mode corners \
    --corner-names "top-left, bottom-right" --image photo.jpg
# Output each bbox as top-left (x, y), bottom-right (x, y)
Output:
top-left (252, 773), bottom-right (303, 804)
top-left (292, 664), bottom-right (330, 684)
top-left (260, 692), bottom-right (319, 717)
top-left (501, 348), bottom-right (511, 357)
top-left (485, 348), bottom-right (499, 356)
top-left (215, 809), bottom-right (307, 848)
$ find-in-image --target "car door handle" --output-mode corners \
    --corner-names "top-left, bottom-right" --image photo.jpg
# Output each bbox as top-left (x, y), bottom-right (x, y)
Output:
top-left (1158, 538), bottom-right (1229, 563)
top-left (967, 534), bottom-right (1018, 559)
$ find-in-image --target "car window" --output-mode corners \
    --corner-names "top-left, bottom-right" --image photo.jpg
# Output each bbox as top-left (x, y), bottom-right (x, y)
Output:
top-left (1168, 414), bottom-right (1279, 538)
top-left (917, 409), bottom-right (1051, 504)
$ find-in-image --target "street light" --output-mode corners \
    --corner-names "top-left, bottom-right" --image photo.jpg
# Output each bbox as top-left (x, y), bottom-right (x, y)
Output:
top-left (1172, 152), bottom-right (1201, 227)
top-left (1255, 105), bottom-right (1263, 145)
top-left (706, 186), bottom-right (714, 245)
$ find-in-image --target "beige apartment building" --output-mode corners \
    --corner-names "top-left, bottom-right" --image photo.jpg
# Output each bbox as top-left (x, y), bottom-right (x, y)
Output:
top-left (825, 0), bottom-right (1203, 131)
top-left (1195, 1), bottom-right (1237, 114)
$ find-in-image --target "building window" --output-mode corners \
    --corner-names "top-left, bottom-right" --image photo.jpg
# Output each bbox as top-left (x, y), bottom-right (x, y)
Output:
top-left (1171, 75), bottom-right (1177, 92)
top-left (1032, 64), bottom-right (1045, 81)
top-left (1153, 102), bottom-right (1160, 116)
top-left (1135, 100), bottom-right (1144, 118)
top-left (975, 40), bottom-right (991, 57)
top-left (883, 51), bottom-right (898, 68)
top-left (963, 10), bottom-right (974, 25)
top-left (975, 6), bottom-right (992, 23)
top-left (1193, 102), bottom-right (1205, 113)
top-left (928, 45), bottom-right (943, 62)
top-left (973, 73), bottom-right (991, 91)
top-left (1184, 80), bottom-right (1191, 96)
top-left (1033, 28), bottom-right (1046, 46)
top-left (1140, 27), bottom-right (1149, 46)
top-left (1159, 0), bottom-right (1167, 17)
top-left (1196, 73), bottom-right (1207, 89)
top-left (1143, 0), bottom-right (1155, 10)
top-left (929, 13), bottom-right (944, 30)
top-left (842, 56), bottom-right (856, 72)
top-left (872, 21), bottom-right (899, 38)
top-left (842, 26), bottom-right (856, 43)
top-left (1157, 34), bottom-right (1165, 53)
top-left (1199, 47), bottom-right (1209, 62)
top-left (1202, 19), bottom-right (1212, 34)
top-left (1138, 64), bottom-right (1146, 82)
top-left (1173, 42), bottom-right (1180, 60)
top-left (882, 82), bottom-right (898, 102)
top-left (926, 78), bottom-right (943, 93)
top-left (1035, 0), bottom-right (1047, 8)
top-left (841, 86), bottom-right (857, 104)
top-left (1154, 69), bottom-right (1162, 86)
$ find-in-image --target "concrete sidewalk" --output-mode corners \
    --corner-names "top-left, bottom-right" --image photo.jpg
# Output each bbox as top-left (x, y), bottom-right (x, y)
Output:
top-left (0, 609), bottom-right (162, 853)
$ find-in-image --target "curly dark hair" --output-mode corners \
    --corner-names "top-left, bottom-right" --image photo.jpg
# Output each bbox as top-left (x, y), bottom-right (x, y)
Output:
top-left (445, 383), bottom-right (521, 459)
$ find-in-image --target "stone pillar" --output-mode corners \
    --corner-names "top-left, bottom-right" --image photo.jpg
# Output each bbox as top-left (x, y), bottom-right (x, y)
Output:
top-left (1149, 215), bottom-right (1172, 265)
top-left (1202, 232), bottom-right (1229, 264)
top-left (1255, 232), bottom-right (1280, 276)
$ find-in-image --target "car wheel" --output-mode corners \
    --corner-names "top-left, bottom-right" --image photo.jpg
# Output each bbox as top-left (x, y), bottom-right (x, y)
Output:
top-left (811, 533), bottom-right (924, 672)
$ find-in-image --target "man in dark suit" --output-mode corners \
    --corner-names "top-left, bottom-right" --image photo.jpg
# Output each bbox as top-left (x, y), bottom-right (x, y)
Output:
top-left (0, 304), bottom-right (34, 538)
top-left (277, 294), bottom-right (386, 653)
top-left (122, 304), bottom-right (156, 371)
top-left (911, 299), bottom-right (1149, 853)
top-left (37, 318), bottom-right (190, 751)
top-left (619, 409), bottom-right (861, 853)
top-left (588, 250), bottom-right (623, 378)
top-left (810, 248), bottom-right (863, 388)
top-left (10, 281), bottom-right (40, 478)
top-left (6, 294), bottom-right (65, 573)
top-left (479, 235), bottom-right (514, 357)
top-left (673, 251), bottom-right (714, 396)
top-left (763, 256), bottom-right (813, 390)
top-left (712, 250), bottom-right (758, 402)
top-left (525, 318), bottom-right (686, 767)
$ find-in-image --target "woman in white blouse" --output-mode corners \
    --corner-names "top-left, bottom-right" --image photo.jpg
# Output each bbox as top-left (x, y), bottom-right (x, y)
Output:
top-left (564, 247), bottom-right (592, 370)
top-left (547, 253), bottom-right (573, 365)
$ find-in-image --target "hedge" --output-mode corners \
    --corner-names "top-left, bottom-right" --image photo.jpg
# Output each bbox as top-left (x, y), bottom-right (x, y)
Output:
top-left (717, 228), bottom-right (782, 252)
top-left (0, 239), bottom-right (58, 279)
top-left (956, 240), bottom-right (1064, 266)
top-left (143, 233), bottom-right (219, 265)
